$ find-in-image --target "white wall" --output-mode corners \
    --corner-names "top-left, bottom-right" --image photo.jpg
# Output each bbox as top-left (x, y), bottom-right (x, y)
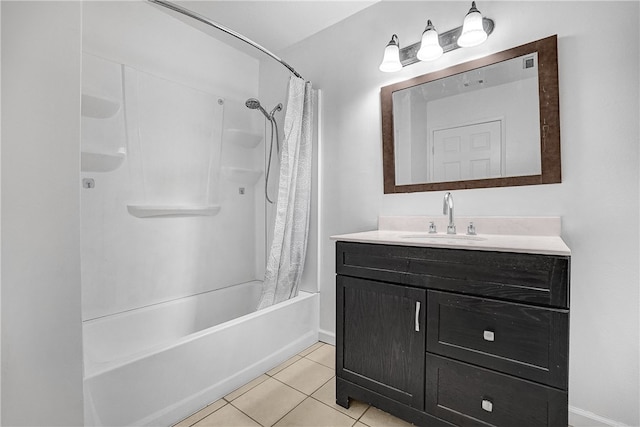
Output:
top-left (0, 2), bottom-right (3, 422)
top-left (81, 1), bottom-right (265, 320)
top-left (281, 1), bottom-right (639, 425)
top-left (1, 1), bottom-right (84, 425)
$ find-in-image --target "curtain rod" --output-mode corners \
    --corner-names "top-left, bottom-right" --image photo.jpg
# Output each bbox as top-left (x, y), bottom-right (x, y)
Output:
top-left (148, 0), bottom-right (305, 80)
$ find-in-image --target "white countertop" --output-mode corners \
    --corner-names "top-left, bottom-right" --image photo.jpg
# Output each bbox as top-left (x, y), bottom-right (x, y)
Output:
top-left (330, 217), bottom-right (571, 256)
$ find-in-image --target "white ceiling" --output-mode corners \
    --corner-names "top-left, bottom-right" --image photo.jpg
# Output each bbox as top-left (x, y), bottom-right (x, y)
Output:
top-left (155, 1), bottom-right (378, 55)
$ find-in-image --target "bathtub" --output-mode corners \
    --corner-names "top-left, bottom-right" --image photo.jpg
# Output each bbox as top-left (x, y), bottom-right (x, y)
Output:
top-left (83, 281), bottom-right (319, 426)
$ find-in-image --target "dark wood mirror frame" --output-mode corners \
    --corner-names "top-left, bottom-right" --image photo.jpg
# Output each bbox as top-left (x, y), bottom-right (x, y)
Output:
top-left (381, 35), bottom-right (561, 194)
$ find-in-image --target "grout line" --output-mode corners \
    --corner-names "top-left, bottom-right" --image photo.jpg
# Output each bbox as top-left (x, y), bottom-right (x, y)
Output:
top-left (224, 374), bottom-right (270, 403)
top-left (178, 400), bottom-right (229, 427)
top-left (266, 354), bottom-right (302, 377)
top-left (228, 401), bottom-right (264, 427)
top-left (270, 373), bottom-right (303, 393)
top-left (359, 406), bottom-right (371, 423)
top-left (266, 395), bottom-right (312, 427)
top-left (178, 401), bottom-right (229, 427)
top-left (269, 362), bottom-right (333, 396)
top-left (174, 342), bottom-right (336, 427)
top-left (265, 373), bottom-right (335, 426)
top-left (297, 341), bottom-right (325, 357)
top-left (309, 394), bottom-right (369, 423)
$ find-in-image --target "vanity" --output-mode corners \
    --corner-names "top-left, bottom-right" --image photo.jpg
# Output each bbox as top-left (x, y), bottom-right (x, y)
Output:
top-left (332, 216), bottom-right (570, 426)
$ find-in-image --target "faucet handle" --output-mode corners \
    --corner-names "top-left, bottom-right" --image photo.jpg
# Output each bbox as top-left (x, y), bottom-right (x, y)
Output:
top-left (429, 221), bottom-right (437, 234)
top-left (467, 222), bottom-right (477, 235)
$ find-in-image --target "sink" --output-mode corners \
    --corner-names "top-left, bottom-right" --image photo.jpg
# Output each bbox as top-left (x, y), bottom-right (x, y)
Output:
top-left (400, 233), bottom-right (487, 241)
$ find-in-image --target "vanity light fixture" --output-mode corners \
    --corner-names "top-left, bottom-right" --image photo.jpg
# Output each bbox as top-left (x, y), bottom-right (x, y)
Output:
top-left (379, 34), bottom-right (402, 72)
top-left (379, 1), bottom-right (494, 72)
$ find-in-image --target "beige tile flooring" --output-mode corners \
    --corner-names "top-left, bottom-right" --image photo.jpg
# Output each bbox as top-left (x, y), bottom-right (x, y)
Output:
top-left (174, 342), bottom-right (414, 427)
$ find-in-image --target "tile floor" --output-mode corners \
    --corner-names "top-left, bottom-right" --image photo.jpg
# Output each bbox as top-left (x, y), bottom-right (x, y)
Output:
top-left (174, 342), bottom-right (414, 427)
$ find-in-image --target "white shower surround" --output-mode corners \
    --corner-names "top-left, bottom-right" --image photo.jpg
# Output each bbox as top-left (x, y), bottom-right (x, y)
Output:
top-left (79, 4), bottom-right (321, 427)
top-left (81, 1), bottom-right (267, 322)
top-left (83, 281), bottom-right (319, 426)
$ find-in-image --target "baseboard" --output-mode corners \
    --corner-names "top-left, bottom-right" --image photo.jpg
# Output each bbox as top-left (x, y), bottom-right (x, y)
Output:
top-left (318, 329), bottom-right (335, 346)
top-left (569, 406), bottom-right (628, 427)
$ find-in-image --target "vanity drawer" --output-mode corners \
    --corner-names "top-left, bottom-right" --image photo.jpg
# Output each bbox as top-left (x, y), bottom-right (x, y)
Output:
top-left (427, 290), bottom-right (568, 389)
top-left (336, 241), bottom-right (569, 308)
top-left (425, 354), bottom-right (568, 427)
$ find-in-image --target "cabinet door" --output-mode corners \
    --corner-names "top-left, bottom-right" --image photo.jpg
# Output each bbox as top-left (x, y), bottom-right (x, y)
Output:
top-left (336, 275), bottom-right (426, 410)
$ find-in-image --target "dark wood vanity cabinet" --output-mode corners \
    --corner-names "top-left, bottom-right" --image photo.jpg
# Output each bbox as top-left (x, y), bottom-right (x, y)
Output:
top-left (336, 241), bottom-right (570, 427)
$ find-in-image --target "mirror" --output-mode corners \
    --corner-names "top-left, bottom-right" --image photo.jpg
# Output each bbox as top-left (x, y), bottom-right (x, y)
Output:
top-left (381, 35), bottom-right (560, 193)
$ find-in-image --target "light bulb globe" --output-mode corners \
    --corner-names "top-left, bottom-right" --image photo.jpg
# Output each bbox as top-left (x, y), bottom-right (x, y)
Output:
top-left (458, 3), bottom-right (488, 47)
top-left (379, 36), bottom-right (402, 72)
top-left (417, 23), bottom-right (443, 61)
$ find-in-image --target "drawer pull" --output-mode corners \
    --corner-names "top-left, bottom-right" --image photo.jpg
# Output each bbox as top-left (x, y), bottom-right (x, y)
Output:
top-left (482, 399), bottom-right (493, 412)
top-left (415, 301), bottom-right (421, 332)
top-left (483, 330), bottom-right (495, 342)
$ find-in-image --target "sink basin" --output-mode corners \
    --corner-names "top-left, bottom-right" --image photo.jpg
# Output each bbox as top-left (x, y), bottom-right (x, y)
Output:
top-left (400, 233), bottom-right (487, 241)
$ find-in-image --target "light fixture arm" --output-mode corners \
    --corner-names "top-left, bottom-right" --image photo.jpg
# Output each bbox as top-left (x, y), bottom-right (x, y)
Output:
top-left (467, 1), bottom-right (481, 16)
top-left (398, 17), bottom-right (494, 68)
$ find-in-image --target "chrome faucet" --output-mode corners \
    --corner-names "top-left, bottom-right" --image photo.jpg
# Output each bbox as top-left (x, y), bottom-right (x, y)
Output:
top-left (443, 192), bottom-right (456, 234)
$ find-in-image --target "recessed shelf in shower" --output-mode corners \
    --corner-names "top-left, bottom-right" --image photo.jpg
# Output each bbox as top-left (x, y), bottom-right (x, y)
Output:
top-left (221, 166), bottom-right (263, 185)
top-left (225, 128), bottom-right (263, 149)
top-left (81, 93), bottom-right (121, 119)
top-left (81, 149), bottom-right (126, 172)
top-left (126, 204), bottom-right (222, 218)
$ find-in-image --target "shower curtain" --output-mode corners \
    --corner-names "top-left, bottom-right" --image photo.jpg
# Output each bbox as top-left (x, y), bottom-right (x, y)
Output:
top-left (257, 76), bottom-right (313, 309)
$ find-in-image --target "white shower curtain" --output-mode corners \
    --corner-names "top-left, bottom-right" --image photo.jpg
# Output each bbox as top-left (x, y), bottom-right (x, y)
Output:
top-left (257, 76), bottom-right (313, 309)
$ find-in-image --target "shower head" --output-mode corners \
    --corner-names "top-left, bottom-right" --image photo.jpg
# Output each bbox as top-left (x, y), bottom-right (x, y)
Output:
top-left (245, 98), bottom-right (261, 109)
top-left (245, 98), bottom-right (270, 120)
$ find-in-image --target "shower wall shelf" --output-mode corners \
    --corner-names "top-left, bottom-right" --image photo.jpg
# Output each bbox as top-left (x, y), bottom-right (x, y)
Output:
top-left (225, 129), bottom-right (263, 149)
top-left (82, 93), bottom-right (121, 119)
top-left (127, 204), bottom-right (221, 218)
top-left (221, 167), bottom-right (263, 185)
top-left (81, 150), bottom-right (126, 172)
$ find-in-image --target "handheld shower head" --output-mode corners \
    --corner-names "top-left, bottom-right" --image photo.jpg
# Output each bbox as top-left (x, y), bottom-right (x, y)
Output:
top-left (245, 98), bottom-right (261, 109)
top-left (245, 97), bottom-right (283, 204)
top-left (269, 103), bottom-right (283, 118)
top-left (245, 98), bottom-right (270, 119)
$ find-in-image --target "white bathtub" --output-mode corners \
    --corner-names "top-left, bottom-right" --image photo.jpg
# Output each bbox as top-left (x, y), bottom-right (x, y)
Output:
top-left (83, 281), bottom-right (319, 426)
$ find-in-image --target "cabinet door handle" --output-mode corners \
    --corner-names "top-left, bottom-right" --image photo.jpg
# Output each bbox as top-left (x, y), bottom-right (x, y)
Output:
top-left (482, 398), bottom-right (493, 412)
top-left (415, 301), bottom-right (421, 332)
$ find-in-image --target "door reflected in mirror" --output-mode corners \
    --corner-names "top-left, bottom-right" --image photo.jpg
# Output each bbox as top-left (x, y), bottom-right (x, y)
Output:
top-left (382, 35), bottom-right (561, 193)
top-left (393, 52), bottom-right (540, 185)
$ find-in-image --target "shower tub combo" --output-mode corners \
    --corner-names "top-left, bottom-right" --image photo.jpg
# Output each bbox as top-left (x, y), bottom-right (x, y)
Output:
top-left (83, 280), bottom-right (319, 426)
top-left (81, 2), bottom-right (318, 425)
top-left (81, 63), bottom-right (317, 426)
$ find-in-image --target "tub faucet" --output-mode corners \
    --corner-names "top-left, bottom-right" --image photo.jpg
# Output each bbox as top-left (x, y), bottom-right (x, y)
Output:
top-left (443, 192), bottom-right (456, 234)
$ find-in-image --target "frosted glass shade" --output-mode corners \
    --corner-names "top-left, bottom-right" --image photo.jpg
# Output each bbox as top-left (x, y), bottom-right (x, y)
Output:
top-left (458, 3), bottom-right (487, 47)
top-left (379, 36), bottom-right (402, 72)
top-left (417, 22), bottom-right (443, 61)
